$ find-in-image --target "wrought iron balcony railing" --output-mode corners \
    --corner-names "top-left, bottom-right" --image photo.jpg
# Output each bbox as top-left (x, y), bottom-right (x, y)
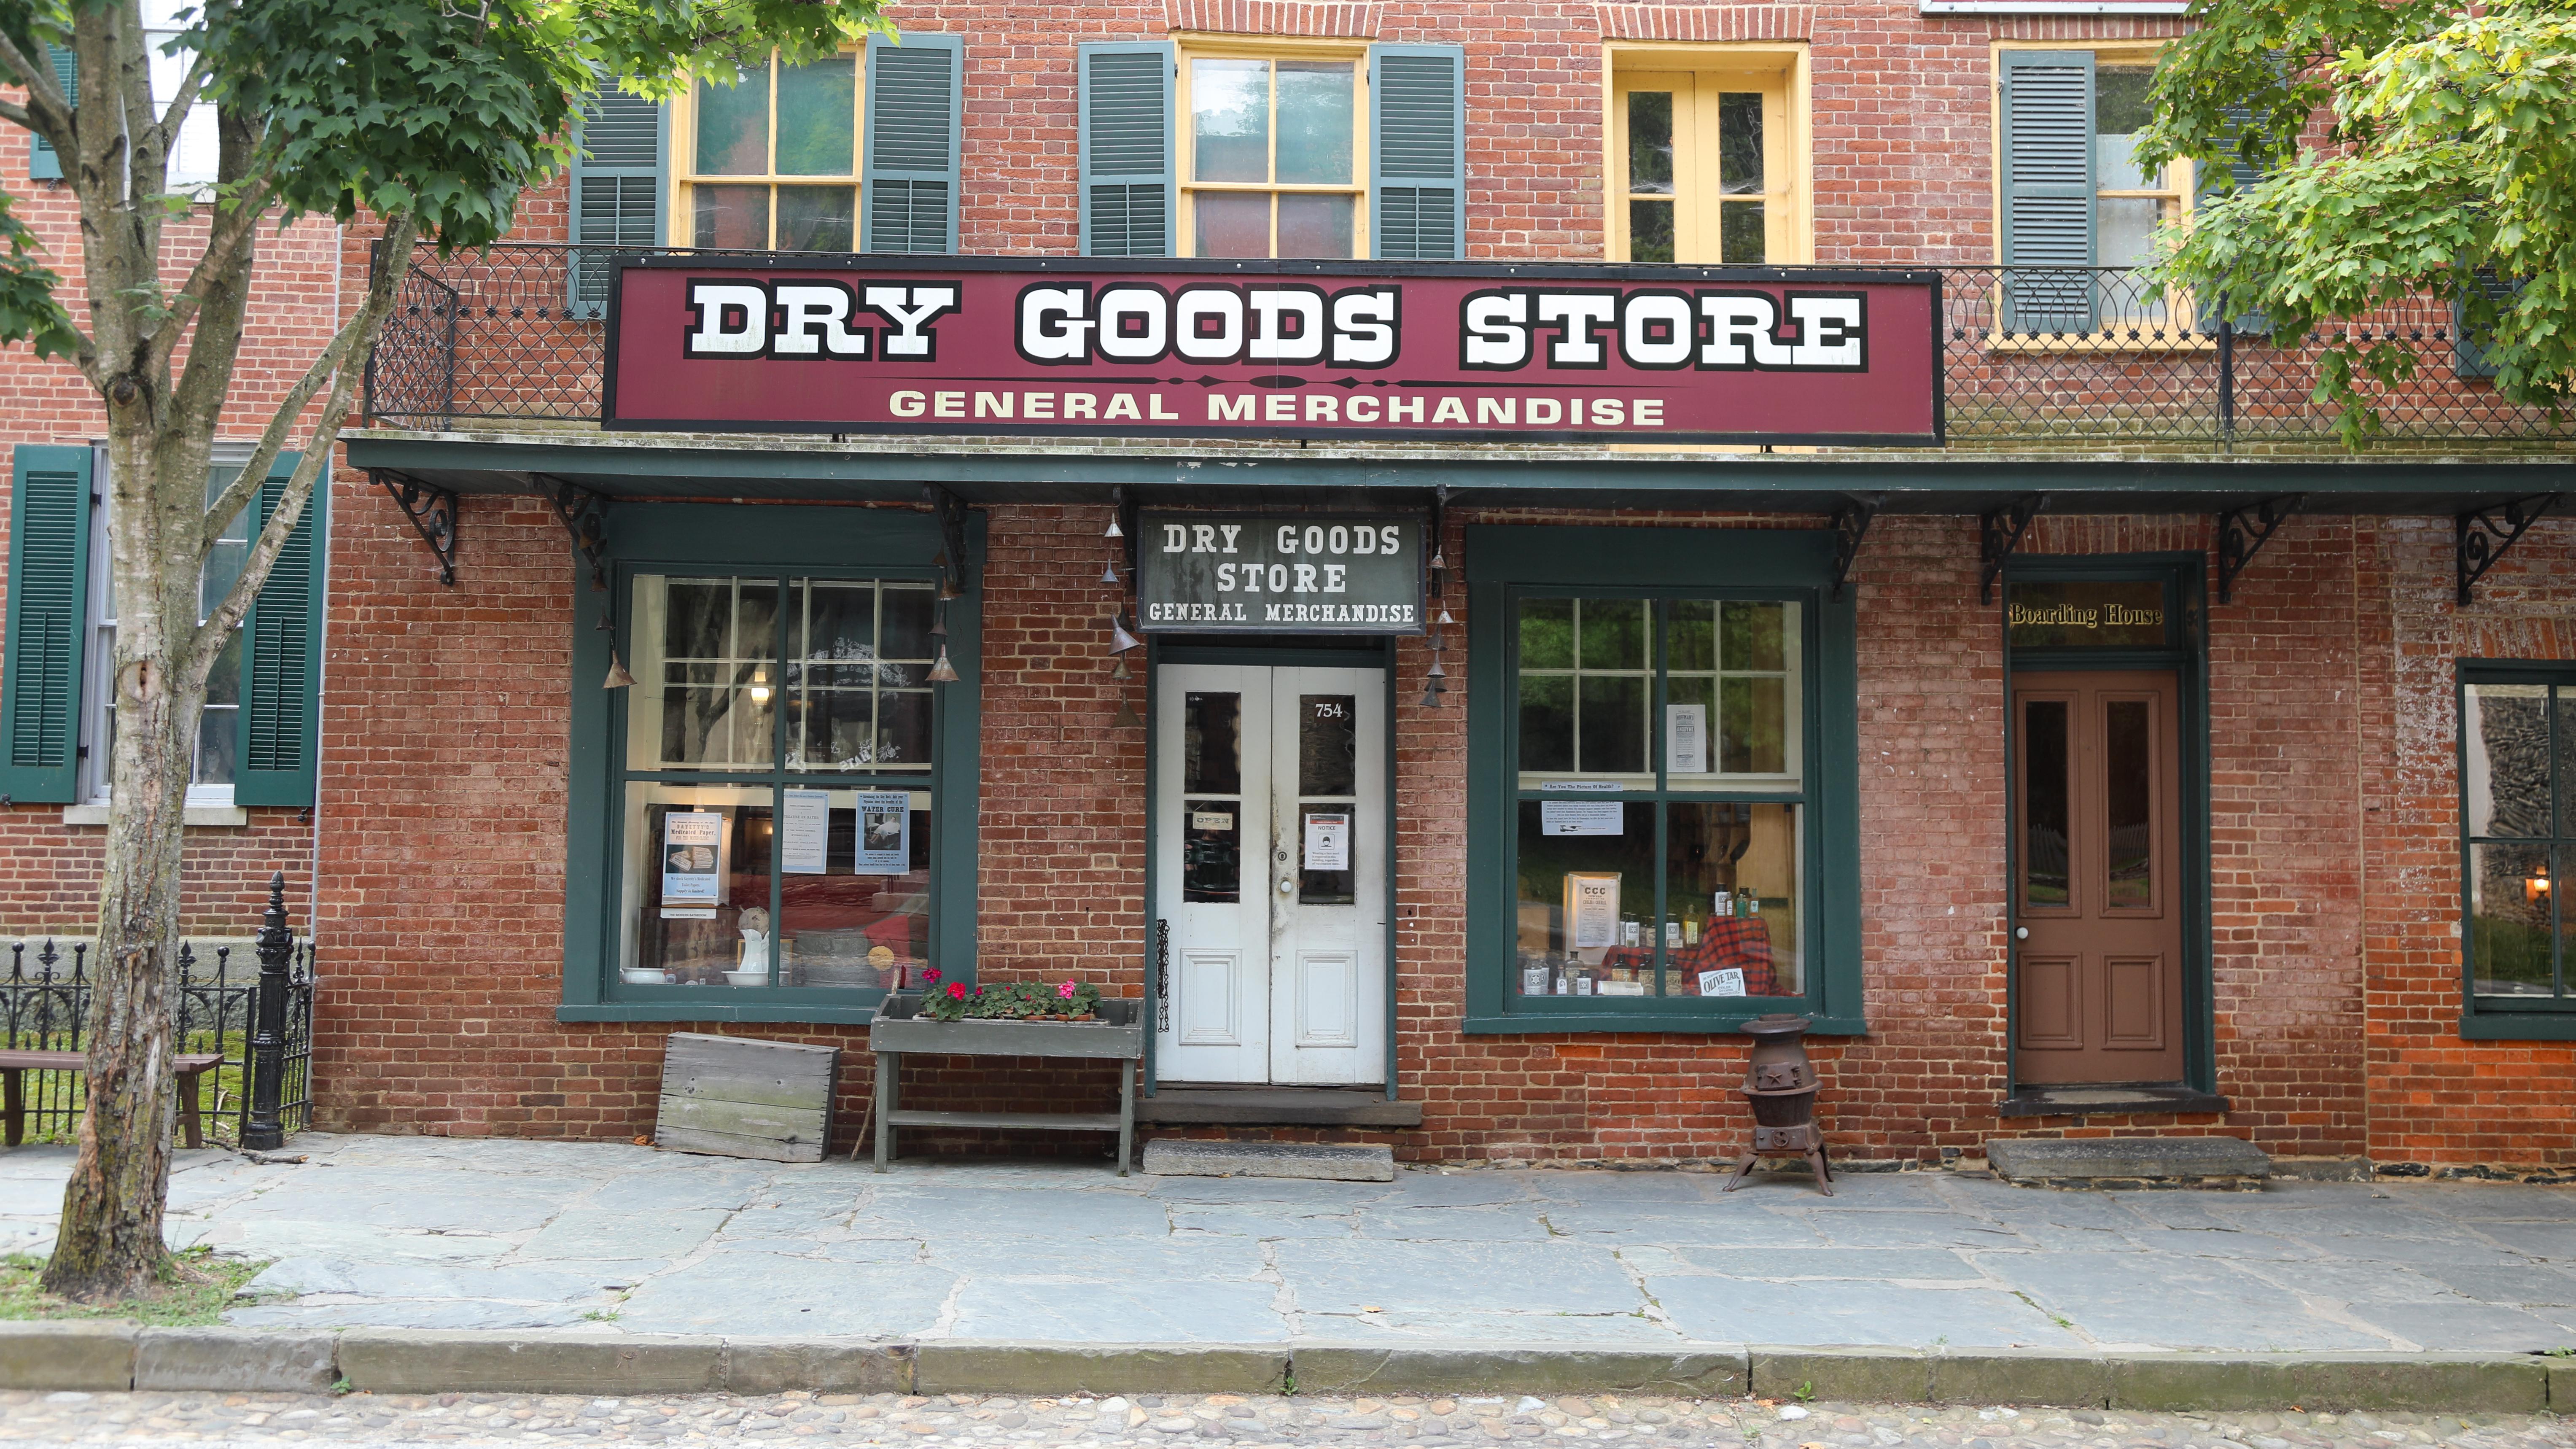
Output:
top-left (361, 244), bottom-right (2573, 451)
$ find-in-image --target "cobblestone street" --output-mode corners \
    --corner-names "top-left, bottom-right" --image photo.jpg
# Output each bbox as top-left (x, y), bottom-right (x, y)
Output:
top-left (0, 1391), bottom-right (2567, 1449)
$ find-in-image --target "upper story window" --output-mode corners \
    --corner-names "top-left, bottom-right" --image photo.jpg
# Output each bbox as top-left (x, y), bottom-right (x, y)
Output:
top-left (686, 51), bottom-right (863, 250)
top-left (1184, 51), bottom-right (1362, 258)
top-left (1077, 40), bottom-right (1464, 261)
top-left (85, 453), bottom-right (253, 806)
top-left (1997, 48), bottom-right (2202, 330)
top-left (2460, 667), bottom-right (2576, 1022)
top-left (1606, 47), bottom-right (1806, 266)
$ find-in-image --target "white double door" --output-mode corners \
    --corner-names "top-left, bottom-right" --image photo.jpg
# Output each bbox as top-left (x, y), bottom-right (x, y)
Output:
top-left (1155, 663), bottom-right (1387, 1085)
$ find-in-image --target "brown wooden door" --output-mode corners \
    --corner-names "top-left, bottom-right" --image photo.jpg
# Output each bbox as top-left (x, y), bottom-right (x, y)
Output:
top-left (2011, 670), bottom-right (2185, 1085)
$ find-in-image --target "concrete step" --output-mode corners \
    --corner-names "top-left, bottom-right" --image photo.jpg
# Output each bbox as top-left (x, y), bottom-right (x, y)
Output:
top-left (1987, 1135), bottom-right (2272, 1190)
top-left (1140, 1138), bottom-right (1394, 1182)
top-left (1137, 1086), bottom-right (1424, 1127)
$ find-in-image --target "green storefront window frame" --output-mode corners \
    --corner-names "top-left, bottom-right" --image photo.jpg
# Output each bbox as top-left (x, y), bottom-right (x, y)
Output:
top-left (2455, 660), bottom-right (2576, 1041)
top-left (1464, 525), bottom-right (1862, 1034)
top-left (560, 502), bottom-right (982, 1025)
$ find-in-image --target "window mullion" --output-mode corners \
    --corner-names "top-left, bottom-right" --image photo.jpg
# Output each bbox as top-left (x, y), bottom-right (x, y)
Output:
top-left (1652, 600), bottom-right (1669, 997)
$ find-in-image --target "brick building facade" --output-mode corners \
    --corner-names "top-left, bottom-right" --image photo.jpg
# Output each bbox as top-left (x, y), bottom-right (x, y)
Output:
top-left (5, 1), bottom-right (2572, 1173)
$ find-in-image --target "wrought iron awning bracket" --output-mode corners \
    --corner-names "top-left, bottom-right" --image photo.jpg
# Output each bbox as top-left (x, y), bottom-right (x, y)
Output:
top-left (923, 485), bottom-right (972, 597)
top-left (2458, 493), bottom-right (2564, 606)
top-left (369, 469), bottom-right (459, 586)
top-left (2215, 493), bottom-right (2304, 606)
top-left (1978, 493), bottom-right (2046, 604)
top-left (1830, 494), bottom-right (1881, 601)
top-left (538, 477), bottom-right (610, 595)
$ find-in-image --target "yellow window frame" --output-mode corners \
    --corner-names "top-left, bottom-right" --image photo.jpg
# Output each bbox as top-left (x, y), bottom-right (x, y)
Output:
top-left (669, 47), bottom-right (869, 250)
top-left (1603, 43), bottom-right (1810, 266)
top-left (1174, 34), bottom-right (1372, 261)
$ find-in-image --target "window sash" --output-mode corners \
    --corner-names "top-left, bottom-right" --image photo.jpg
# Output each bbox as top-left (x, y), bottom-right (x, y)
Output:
top-left (1608, 69), bottom-right (1793, 265)
top-left (676, 49), bottom-right (867, 250)
top-left (82, 451), bottom-right (252, 807)
top-left (1178, 46), bottom-right (1370, 259)
top-left (2461, 673), bottom-right (2576, 1010)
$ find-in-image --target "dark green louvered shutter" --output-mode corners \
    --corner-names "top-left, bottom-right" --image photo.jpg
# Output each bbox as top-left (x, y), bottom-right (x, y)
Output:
top-left (863, 35), bottom-right (963, 253)
top-left (1078, 42), bottom-right (1173, 257)
top-left (0, 444), bottom-right (92, 803)
top-left (2454, 269), bottom-right (2518, 380)
top-left (234, 453), bottom-right (320, 807)
top-left (1999, 50), bottom-right (2094, 333)
top-left (567, 87), bottom-right (664, 320)
top-left (28, 42), bottom-right (76, 181)
top-left (2196, 105), bottom-right (2272, 335)
top-left (1370, 45), bottom-right (1465, 261)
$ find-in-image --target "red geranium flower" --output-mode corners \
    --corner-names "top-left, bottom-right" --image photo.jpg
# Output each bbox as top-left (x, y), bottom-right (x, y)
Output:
top-left (946, 981), bottom-right (967, 1000)
top-left (921, 967), bottom-right (941, 983)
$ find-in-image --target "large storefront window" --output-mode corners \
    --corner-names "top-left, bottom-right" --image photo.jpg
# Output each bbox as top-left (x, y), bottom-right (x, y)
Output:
top-left (1465, 528), bottom-right (1859, 1033)
top-left (2460, 667), bottom-right (2576, 1028)
top-left (563, 503), bottom-right (979, 1026)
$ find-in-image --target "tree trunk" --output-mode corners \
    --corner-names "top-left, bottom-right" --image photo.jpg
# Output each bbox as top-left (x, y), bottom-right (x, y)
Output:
top-left (38, 422), bottom-right (210, 1304)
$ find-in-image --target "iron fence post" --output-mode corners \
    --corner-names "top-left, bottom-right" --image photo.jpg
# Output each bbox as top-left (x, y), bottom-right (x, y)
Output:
top-left (2217, 312), bottom-right (2237, 450)
top-left (243, 871), bottom-right (293, 1150)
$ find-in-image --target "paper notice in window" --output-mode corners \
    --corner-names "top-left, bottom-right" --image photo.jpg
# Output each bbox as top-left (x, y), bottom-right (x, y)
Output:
top-left (660, 810), bottom-right (724, 918)
top-left (1566, 872), bottom-right (1620, 950)
top-left (1304, 811), bottom-right (1351, 872)
top-left (782, 789), bottom-right (830, 875)
top-left (1698, 967), bottom-right (1747, 997)
top-left (853, 791), bottom-right (911, 873)
top-left (1540, 800), bottom-right (1622, 836)
top-left (1666, 703), bottom-right (1708, 775)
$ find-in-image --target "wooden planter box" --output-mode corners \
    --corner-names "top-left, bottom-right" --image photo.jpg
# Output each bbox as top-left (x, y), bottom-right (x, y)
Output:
top-left (867, 994), bottom-right (1145, 1174)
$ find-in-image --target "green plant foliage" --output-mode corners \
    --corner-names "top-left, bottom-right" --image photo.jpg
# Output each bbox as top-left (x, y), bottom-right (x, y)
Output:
top-left (1, 1247), bottom-right (272, 1325)
top-left (920, 976), bottom-right (1107, 1023)
top-left (2137, 0), bottom-right (2576, 447)
top-left (0, 189), bottom-right (74, 359)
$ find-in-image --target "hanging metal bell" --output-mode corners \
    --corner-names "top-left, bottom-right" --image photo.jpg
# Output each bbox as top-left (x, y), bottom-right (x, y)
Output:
top-left (927, 646), bottom-right (961, 684)
top-left (1114, 696), bottom-right (1145, 728)
top-left (1109, 613), bottom-right (1144, 654)
top-left (1100, 559), bottom-right (1122, 587)
top-left (1105, 514), bottom-right (1125, 539)
top-left (1427, 656), bottom-right (1447, 679)
top-left (1111, 653), bottom-right (1133, 681)
top-left (603, 652), bottom-right (636, 689)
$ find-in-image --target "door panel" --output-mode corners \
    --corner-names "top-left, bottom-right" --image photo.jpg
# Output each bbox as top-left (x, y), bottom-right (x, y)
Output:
top-left (1155, 662), bottom-right (1386, 1086)
top-left (2011, 669), bottom-right (2186, 1084)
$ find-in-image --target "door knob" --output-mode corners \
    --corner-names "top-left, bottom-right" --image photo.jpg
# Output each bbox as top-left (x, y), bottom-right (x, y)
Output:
top-left (1279, 878), bottom-right (1294, 895)
top-left (2015, 926), bottom-right (2029, 940)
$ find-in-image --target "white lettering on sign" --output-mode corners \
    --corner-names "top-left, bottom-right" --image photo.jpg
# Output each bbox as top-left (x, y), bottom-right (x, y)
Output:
top-left (1019, 281), bottom-right (1405, 367)
top-left (684, 278), bottom-right (961, 361)
top-left (1458, 288), bottom-right (1870, 374)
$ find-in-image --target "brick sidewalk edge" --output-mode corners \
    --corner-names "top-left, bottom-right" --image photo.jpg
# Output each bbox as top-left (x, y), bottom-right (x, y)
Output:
top-left (0, 1325), bottom-right (2567, 1412)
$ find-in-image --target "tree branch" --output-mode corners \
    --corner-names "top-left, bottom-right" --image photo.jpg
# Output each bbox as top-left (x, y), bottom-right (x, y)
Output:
top-left (146, 45), bottom-right (213, 156)
top-left (0, 29), bottom-right (70, 129)
top-left (154, 175), bottom-right (272, 376)
top-left (193, 215), bottom-right (417, 626)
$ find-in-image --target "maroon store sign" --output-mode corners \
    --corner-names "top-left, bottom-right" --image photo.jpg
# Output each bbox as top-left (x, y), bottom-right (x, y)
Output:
top-left (604, 258), bottom-right (1942, 446)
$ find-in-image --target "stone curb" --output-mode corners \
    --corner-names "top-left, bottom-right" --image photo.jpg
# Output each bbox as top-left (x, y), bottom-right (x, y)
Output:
top-left (0, 1326), bottom-right (2564, 1410)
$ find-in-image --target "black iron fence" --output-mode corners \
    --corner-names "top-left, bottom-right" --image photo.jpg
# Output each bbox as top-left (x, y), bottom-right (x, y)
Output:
top-left (0, 934), bottom-right (317, 1147)
top-left (361, 244), bottom-right (2573, 450)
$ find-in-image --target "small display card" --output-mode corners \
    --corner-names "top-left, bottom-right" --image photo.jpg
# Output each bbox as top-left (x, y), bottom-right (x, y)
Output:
top-left (1540, 800), bottom-right (1623, 836)
top-left (781, 789), bottom-right (830, 875)
top-left (1191, 809), bottom-right (1235, 831)
top-left (1304, 811), bottom-right (1351, 872)
top-left (1698, 967), bottom-right (1748, 998)
top-left (1666, 703), bottom-right (1708, 775)
top-left (853, 791), bottom-right (912, 873)
top-left (659, 810), bottom-right (724, 918)
top-left (1566, 872), bottom-right (1620, 950)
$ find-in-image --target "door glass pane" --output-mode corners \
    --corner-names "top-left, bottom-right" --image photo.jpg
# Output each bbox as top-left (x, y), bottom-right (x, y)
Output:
top-left (1718, 675), bottom-right (1785, 775)
top-left (2471, 841), bottom-right (2555, 996)
top-left (1577, 675), bottom-right (1646, 775)
top-left (622, 787), bottom-right (775, 986)
top-left (2104, 698), bottom-right (2153, 908)
top-left (2465, 683), bottom-right (2550, 837)
top-left (1194, 191), bottom-right (1271, 258)
top-left (1300, 694), bottom-right (1357, 796)
top-left (1183, 797), bottom-right (1242, 902)
top-left (774, 55), bottom-right (855, 175)
top-left (1514, 800), bottom-right (1656, 997)
top-left (692, 184), bottom-right (770, 248)
top-left (777, 186), bottom-right (856, 251)
top-left (696, 68), bottom-right (772, 175)
top-left (1274, 62), bottom-right (1353, 185)
top-left (1718, 92), bottom-right (1763, 194)
top-left (1518, 673), bottom-right (1572, 773)
top-left (1667, 801), bottom-right (1801, 997)
top-left (1276, 193), bottom-right (1353, 259)
top-left (1192, 58), bottom-right (1270, 183)
top-left (1719, 201), bottom-right (1765, 264)
top-left (2023, 698), bottom-right (2070, 908)
top-left (778, 789), bottom-right (932, 992)
top-left (1580, 599), bottom-right (1647, 670)
top-left (1519, 598), bottom-right (1574, 670)
top-left (1297, 802), bottom-right (1355, 905)
top-left (1629, 201), bottom-right (1674, 264)
top-left (1626, 92), bottom-right (1673, 194)
top-left (1183, 692), bottom-right (1242, 794)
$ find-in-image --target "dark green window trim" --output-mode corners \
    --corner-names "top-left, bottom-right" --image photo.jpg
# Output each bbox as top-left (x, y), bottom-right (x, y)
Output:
top-left (2455, 659), bottom-right (2576, 1039)
top-left (560, 502), bottom-right (981, 1025)
top-left (1463, 525), bottom-right (1862, 1034)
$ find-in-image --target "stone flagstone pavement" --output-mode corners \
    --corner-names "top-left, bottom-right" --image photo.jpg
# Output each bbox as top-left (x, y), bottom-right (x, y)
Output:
top-left (5, 1136), bottom-right (2576, 1352)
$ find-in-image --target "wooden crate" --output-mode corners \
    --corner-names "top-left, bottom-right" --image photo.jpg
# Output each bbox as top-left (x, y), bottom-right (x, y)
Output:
top-left (653, 1032), bottom-right (838, 1162)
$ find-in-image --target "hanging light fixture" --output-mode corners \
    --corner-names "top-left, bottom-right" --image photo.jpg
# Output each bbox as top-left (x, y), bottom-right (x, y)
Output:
top-left (603, 652), bottom-right (635, 690)
top-left (1104, 512), bottom-right (1124, 540)
top-left (748, 667), bottom-right (772, 706)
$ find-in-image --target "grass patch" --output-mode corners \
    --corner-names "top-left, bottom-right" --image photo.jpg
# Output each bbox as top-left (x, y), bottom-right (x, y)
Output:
top-left (0, 1246), bottom-right (272, 1326)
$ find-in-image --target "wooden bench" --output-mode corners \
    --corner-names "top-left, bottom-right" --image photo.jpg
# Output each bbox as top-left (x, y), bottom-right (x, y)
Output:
top-left (0, 1049), bottom-right (227, 1148)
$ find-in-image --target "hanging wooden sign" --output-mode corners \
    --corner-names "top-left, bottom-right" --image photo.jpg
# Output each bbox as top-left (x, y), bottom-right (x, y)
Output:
top-left (1136, 512), bottom-right (1424, 633)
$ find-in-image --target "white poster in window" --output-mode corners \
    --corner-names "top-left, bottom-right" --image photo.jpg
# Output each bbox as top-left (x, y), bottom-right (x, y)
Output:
top-left (853, 791), bottom-right (912, 873)
top-left (1666, 703), bottom-right (1708, 775)
top-left (1304, 811), bottom-right (1351, 872)
top-left (1565, 872), bottom-right (1620, 950)
top-left (1699, 967), bottom-right (1748, 998)
top-left (781, 789), bottom-right (831, 875)
top-left (660, 811), bottom-right (724, 918)
top-left (1540, 800), bottom-right (1623, 836)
